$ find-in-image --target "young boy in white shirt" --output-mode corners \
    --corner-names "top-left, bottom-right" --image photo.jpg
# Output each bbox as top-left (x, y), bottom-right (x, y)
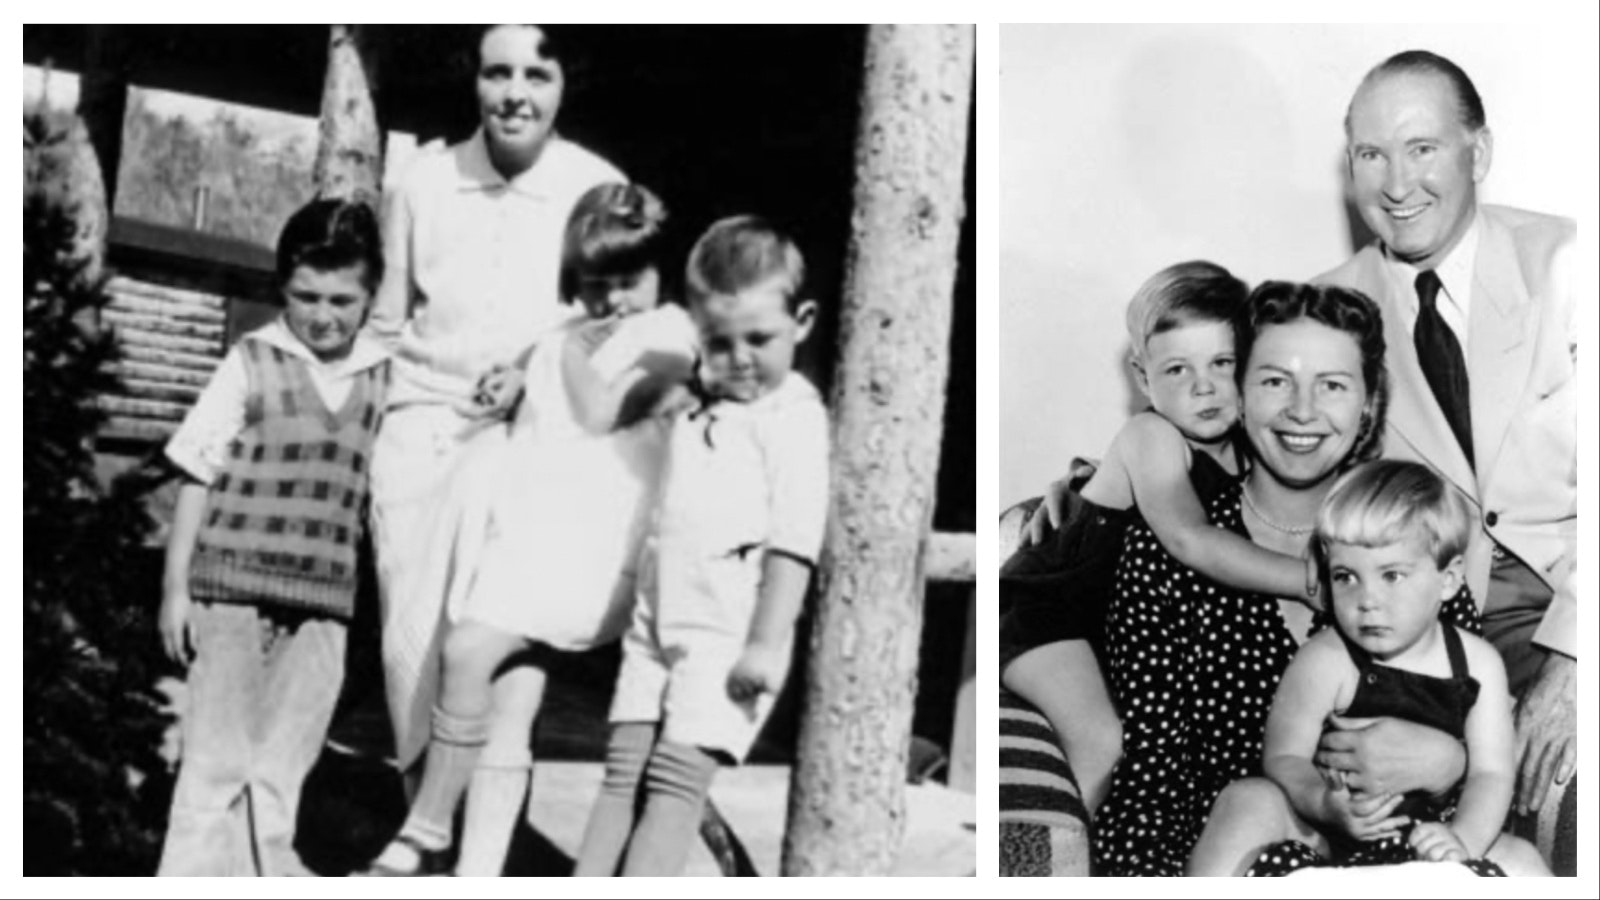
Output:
top-left (573, 216), bottom-right (831, 876)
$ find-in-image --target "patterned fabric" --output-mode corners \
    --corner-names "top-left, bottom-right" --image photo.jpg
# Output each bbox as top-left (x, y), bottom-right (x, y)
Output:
top-left (998, 688), bottom-right (1089, 876)
top-left (191, 339), bottom-right (388, 620)
top-left (1248, 837), bottom-right (1504, 876)
top-left (1512, 776), bottom-right (1577, 876)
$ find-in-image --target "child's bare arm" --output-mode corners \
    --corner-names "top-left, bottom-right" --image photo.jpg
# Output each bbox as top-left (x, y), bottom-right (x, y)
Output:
top-left (561, 324), bottom-right (694, 433)
top-left (1121, 413), bottom-right (1318, 605)
top-left (159, 480), bottom-right (208, 666)
top-left (561, 326), bottom-right (636, 432)
top-left (726, 552), bottom-right (813, 702)
top-left (159, 346), bottom-right (250, 665)
top-left (1263, 634), bottom-right (1408, 841)
top-left (1263, 635), bottom-right (1347, 822)
top-left (1446, 633), bottom-right (1517, 857)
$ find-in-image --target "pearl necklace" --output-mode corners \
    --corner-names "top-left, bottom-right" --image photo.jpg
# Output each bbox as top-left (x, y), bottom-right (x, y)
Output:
top-left (1241, 484), bottom-right (1316, 536)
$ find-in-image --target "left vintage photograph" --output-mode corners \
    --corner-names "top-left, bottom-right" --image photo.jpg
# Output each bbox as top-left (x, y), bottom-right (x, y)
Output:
top-left (22, 24), bottom-right (975, 877)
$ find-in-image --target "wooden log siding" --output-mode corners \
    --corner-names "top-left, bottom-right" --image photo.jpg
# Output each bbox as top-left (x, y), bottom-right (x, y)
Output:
top-left (98, 274), bottom-right (227, 440)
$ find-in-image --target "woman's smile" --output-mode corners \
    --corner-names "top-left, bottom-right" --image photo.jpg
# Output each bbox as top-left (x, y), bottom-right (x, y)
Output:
top-left (1243, 319), bottom-right (1369, 489)
top-left (1272, 431), bottom-right (1328, 454)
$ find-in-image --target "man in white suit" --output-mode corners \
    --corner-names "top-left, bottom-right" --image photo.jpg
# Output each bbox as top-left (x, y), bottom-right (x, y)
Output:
top-left (1314, 50), bottom-right (1574, 828)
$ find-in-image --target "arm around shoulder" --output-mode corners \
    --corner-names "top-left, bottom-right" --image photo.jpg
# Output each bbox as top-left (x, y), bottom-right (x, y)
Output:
top-left (1121, 413), bottom-right (1316, 603)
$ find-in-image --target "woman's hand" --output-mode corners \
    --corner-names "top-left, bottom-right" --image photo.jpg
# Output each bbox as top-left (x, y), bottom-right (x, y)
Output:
top-left (1322, 786), bottom-right (1408, 842)
top-left (1315, 714), bottom-right (1467, 798)
top-left (1408, 821), bottom-right (1469, 863)
top-left (465, 362), bottom-right (525, 420)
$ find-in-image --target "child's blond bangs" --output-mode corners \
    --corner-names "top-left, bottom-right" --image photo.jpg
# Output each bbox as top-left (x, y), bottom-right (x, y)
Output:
top-left (1315, 460), bottom-right (1473, 567)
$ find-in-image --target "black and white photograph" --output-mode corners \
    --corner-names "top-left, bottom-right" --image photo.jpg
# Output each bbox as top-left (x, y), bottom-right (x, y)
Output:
top-left (23, 23), bottom-right (975, 877)
top-left (997, 23), bottom-right (1584, 878)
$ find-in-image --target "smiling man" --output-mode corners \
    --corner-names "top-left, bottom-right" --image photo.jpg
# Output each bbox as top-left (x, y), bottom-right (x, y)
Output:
top-left (1315, 50), bottom-right (1576, 851)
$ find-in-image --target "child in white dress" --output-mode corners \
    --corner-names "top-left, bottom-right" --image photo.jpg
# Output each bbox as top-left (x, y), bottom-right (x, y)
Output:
top-left (360, 183), bottom-right (696, 876)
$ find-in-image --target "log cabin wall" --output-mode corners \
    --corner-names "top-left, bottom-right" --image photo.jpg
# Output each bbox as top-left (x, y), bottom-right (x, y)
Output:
top-left (99, 216), bottom-right (279, 445)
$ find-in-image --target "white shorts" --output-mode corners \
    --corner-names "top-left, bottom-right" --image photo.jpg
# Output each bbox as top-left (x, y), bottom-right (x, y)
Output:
top-left (608, 625), bottom-right (781, 763)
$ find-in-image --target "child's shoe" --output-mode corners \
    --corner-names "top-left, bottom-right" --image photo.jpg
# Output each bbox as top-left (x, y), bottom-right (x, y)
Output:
top-left (353, 834), bottom-right (453, 877)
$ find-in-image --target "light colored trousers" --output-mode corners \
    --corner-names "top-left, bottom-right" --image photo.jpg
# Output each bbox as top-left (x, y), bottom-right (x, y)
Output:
top-left (157, 602), bottom-right (346, 876)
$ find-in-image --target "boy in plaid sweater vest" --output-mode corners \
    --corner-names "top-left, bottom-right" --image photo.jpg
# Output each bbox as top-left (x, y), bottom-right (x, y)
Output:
top-left (157, 199), bottom-right (388, 876)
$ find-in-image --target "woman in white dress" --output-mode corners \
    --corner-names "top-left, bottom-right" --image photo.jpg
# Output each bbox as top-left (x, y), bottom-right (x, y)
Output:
top-left (364, 24), bottom-right (621, 871)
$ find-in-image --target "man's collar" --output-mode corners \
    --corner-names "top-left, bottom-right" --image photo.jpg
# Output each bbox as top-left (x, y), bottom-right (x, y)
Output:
top-left (1379, 208), bottom-right (1481, 303)
top-left (1434, 213), bottom-right (1480, 303)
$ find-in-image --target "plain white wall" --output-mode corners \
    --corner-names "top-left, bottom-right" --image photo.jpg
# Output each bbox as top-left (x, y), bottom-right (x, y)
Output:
top-left (1000, 23), bottom-right (1589, 510)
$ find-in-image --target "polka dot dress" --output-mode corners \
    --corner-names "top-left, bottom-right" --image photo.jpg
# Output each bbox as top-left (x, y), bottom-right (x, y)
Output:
top-left (1247, 835), bottom-right (1505, 876)
top-left (1092, 483), bottom-right (1299, 876)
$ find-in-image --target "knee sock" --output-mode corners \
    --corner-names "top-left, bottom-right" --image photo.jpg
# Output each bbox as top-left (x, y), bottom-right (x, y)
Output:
top-left (573, 722), bottom-right (658, 876)
top-left (619, 739), bottom-right (721, 876)
top-left (399, 706), bottom-right (490, 851)
top-left (453, 747), bottom-right (532, 877)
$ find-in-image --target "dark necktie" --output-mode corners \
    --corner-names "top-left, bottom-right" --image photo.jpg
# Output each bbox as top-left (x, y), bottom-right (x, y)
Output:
top-left (1412, 269), bottom-right (1474, 469)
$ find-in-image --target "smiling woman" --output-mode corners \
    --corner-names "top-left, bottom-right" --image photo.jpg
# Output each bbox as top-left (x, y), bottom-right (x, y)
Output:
top-left (361, 22), bottom-right (625, 878)
top-left (474, 25), bottom-right (565, 176)
top-left (1088, 280), bottom-right (1476, 875)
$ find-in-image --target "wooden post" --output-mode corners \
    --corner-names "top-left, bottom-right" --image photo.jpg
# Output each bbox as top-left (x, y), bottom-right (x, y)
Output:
top-left (781, 25), bottom-right (974, 876)
top-left (314, 25), bottom-right (383, 204)
top-left (947, 588), bottom-right (977, 794)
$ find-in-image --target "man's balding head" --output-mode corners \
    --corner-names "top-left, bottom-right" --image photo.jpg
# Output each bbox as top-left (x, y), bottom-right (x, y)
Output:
top-left (1345, 50), bottom-right (1486, 138)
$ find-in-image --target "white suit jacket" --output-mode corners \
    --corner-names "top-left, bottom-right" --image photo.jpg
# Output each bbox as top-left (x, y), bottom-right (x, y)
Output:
top-left (1318, 204), bottom-right (1577, 658)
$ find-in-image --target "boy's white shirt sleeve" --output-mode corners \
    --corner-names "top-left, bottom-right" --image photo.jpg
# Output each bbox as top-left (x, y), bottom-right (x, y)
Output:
top-left (164, 347), bottom-right (250, 486)
top-left (763, 393), bottom-right (831, 563)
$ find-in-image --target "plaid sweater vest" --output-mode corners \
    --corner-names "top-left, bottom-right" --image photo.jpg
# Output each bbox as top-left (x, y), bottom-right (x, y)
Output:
top-left (190, 339), bottom-right (388, 619)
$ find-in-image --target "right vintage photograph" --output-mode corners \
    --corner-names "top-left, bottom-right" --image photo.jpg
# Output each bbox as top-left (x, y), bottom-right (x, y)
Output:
top-left (997, 24), bottom-right (1579, 877)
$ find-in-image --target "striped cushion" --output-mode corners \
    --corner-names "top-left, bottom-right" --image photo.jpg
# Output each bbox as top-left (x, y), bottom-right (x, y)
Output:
top-left (1511, 775), bottom-right (1576, 876)
top-left (999, 688), bottom-right (1090, 876)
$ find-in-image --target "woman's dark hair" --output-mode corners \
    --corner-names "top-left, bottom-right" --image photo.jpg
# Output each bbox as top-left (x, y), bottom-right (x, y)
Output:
top-left (558, 182), bottom-right (670, 301)
top-left (458, 25), bottom-right (588, 90)
top-left (473, 24), bottom-right (568, 69)
top-left (1235, 280), bottom-right (1388, 466)
top-left (274, 197), bottom-right (383, 295)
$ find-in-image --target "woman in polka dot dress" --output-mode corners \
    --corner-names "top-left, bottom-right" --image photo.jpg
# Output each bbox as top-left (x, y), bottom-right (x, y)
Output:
top-left (1090, 282), bottom-right (1481, 876)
